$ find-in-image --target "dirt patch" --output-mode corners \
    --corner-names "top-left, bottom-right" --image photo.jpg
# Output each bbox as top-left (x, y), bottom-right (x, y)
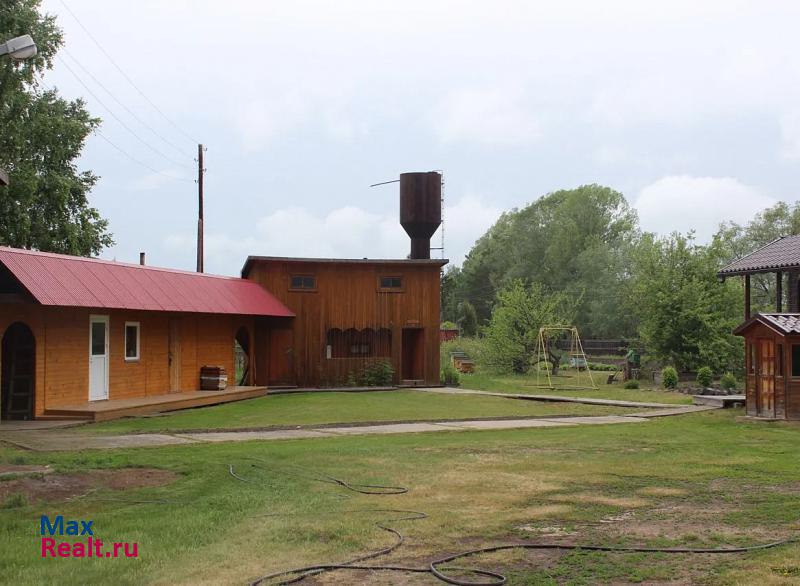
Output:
top-left (0, 467), bottom-right (177, 505)
top-left (0, 464), bottom-right (53, 477)
top-left (637, 486), bottom-right (688, 497)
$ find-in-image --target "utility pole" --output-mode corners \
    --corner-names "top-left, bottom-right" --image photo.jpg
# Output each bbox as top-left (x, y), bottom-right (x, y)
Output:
top-left (196, 144), bottom-right (204, 273)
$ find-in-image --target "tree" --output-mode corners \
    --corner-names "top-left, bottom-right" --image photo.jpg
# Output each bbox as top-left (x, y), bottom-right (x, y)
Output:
top-left (456, 300), bottom-right (478, 337)
top-left (0, 0), bottom-right (112, 255)
top-left (483, 280), bottom-right (577, 374)
top-left (449, 185), bottom-right (639, 337)
top-left (626, 232), bottom-right (742, 373)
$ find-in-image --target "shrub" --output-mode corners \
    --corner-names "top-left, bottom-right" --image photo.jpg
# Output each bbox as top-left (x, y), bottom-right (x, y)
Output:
top-left (588, 362), bottom-right (618, 372)
top-left (345, 371), bottom-right (358, 387)
top-left (362, 361), bottom-right (394, 386)
top-left (720, 372), bottom-right (737, 391)
top-left (662, 366), bottom-right (679, 389)
top-left (440, 362), bottom-right (461, 386)
top-left (623, 379), bottom-right (640, 389)
top-left (696, 366), bottom-right (713, 388)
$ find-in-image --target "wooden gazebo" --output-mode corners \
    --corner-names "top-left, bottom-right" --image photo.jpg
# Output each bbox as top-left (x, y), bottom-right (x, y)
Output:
top-left (719, 235), bottom-right (800, 419)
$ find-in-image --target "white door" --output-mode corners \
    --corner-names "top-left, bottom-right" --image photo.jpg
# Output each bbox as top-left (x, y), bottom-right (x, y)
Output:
top-left (89, 315), bottom-right (109, 401)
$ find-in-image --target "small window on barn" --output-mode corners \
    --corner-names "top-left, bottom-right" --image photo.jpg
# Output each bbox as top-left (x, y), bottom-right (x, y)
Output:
top-left (379, 276), bottom-right (403, 291)
top-left (124, 322), bottom-right (140, 361)
top-left (791, 345), bottom-right (800, 377)
top-left (290, 275), bottom-right (316, 290)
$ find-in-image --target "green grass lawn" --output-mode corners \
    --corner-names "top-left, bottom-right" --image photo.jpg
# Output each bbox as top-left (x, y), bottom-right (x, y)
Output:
top-left (82, 390), bottom-right (635, 435)
top-left (2, 409), bottom-right (800, 585)
top-left (462, 370), bottom-right (694, 405)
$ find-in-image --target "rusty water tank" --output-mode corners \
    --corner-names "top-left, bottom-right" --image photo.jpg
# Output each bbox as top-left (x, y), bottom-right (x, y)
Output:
top-left (399, 171), bottom-right (442, 259)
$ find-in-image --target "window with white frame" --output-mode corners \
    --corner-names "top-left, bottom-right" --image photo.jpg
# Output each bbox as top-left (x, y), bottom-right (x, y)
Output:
top-left (125, 322), bottom-right (140, 361)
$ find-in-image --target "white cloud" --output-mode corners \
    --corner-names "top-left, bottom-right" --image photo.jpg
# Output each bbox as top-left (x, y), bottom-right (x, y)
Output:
top-left (635, 176), bottom-right (776, 242)
top-left (780, 110), bottom-right (800, 160)
top-left (434, 88), bottom-right (542, 146)
top-left (129, 169), bottom-right (186, 191)
top-left (164, 195), bottom-right (501, 275)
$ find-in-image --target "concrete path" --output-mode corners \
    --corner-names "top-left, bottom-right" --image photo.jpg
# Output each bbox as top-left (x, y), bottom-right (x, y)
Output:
top-left (418, 386), bottom-right (698, 410)
top-left (1, 414), bottom-right (656, 452)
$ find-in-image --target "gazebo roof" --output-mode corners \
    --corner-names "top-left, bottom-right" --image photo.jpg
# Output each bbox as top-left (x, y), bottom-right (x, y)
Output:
top-left (719, 235), bottom-right (800, 277)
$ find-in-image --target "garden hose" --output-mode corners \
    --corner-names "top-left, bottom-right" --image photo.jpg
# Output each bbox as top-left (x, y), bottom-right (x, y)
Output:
top-left (228, 464), bottom-right (799, 586)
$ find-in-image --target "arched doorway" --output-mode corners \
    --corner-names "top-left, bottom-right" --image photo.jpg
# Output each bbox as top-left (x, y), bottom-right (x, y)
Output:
top-left (234, 327), bottom-right (252, 386)
top-left (1, 322), bottom-right (36, 420)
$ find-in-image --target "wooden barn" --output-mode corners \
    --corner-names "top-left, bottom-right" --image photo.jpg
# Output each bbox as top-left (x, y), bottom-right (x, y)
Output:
top-left (242, 256), bottom-right (445, 388)
top-left (719, 234), bottom-right (800, 419)
top-left (0, 247), bottom-right (293, 421)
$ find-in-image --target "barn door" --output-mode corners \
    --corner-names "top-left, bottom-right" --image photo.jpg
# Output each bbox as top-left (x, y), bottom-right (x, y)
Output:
top-left (757, 339), bottom-right (775, 418)
top-left (401, 328), bottom-right (424, 382)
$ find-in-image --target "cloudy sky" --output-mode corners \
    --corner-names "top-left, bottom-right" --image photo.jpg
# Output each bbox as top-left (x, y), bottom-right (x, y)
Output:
top-left (37, 0), bottom-right (800, 275)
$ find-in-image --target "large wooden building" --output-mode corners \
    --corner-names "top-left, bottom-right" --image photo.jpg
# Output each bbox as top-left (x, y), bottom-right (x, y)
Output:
top-left (720, 234), bottom-right (800, 419)
top-left (243, 256), bottom-right (445, 387)
top-left (0, 172), bottom-right (446, 421)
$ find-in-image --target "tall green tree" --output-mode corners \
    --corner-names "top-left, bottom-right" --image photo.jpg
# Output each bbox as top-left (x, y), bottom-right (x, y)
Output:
top-left (453, 184), bottom-right (638, 337)
top-left (0, 0), bottom-right (112, 255)
top-left (483, 280), bottom-right (577, 374)
top-left (456, 300), bottom-right (478, 337)
top-left (627, 232), bottom-right (742, 373)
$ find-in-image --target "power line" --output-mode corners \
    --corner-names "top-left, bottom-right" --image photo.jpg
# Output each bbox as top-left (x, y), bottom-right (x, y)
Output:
top-left (61, 48), bottom-right (188, 159)
top-left (94, 130), bottom-right (187, 179)
top-left (37, 79), bottom-right (189, 182)
top-left (58, 0), bottom-right (200, 145)
top-left (57, 55), bottom-right (190, 169)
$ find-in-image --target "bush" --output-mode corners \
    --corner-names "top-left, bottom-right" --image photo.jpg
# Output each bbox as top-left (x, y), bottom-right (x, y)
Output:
top-left (440, 362), bottom-right (461, 386)
top-left (623, 379), bottom-right (640, 389)
top-left (720, 372), bottom-right (737, 391)
top-left (362, 360), bottom-right (394, 386)
top-left (588, 362), bottom-right (618, 372)
top-left (696, 366), bottom-right (713, 388)
top-left (662, 366), bottom-right (679, 389)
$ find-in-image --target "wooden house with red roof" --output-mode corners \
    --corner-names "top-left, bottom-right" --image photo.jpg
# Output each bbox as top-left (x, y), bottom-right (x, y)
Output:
top-left (720, 235), bottom-right (800, 419)
top-left (0, 247), bottom-right (293, 421)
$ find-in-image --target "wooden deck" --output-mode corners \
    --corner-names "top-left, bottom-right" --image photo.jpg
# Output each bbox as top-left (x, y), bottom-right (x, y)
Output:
top-left (42, 386), bottom-right (268, 422)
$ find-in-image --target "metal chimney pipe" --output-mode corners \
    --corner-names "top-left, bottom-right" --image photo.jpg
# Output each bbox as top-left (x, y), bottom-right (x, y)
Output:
top-left (139, 252), bottom-right (146, 266)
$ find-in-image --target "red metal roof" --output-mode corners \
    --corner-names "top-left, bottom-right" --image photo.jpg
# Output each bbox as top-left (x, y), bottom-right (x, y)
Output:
top-left (0, 247), bottom-right (294, 317)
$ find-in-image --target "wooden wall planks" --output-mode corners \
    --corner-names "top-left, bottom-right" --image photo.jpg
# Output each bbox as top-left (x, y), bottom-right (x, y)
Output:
top-left (246, 260), bottom-right (443, 386)
top-left (0, 304), bottom-right (252, 417)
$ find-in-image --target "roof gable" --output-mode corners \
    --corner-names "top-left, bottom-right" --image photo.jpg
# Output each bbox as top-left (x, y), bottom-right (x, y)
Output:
top-left (733, 313), bottom-right (800, 336)
top-left (0, 247), bottom-right (294, 317)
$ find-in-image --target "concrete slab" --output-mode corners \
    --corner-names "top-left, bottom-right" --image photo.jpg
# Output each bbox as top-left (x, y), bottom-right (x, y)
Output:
top-left (627, 406), bottom-right (718, 418)
top-left (540, 416), bottom-right (648, 425)
top-left (416, 387), bottom-right (684, 409)
top-left (324, 422), bottom-right (457, 435)
top-left (0, 432), bottom-right (195, 451)
top-left (176, 429), bottom-right (332, 443)
top-left (435, 419), bottom-right (571, 430)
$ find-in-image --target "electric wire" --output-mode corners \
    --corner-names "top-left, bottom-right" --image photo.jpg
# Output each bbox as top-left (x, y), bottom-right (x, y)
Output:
top-left (58, 0), bottom-right (200, 145)
top-left (56, 55), bottom-right (190, 169)
top-left (37, 79), bottom-right (186, 180)
top-left (60, 48), bottom-right (189, 159)
top-left (229, 463), bottom-right (799, 586)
